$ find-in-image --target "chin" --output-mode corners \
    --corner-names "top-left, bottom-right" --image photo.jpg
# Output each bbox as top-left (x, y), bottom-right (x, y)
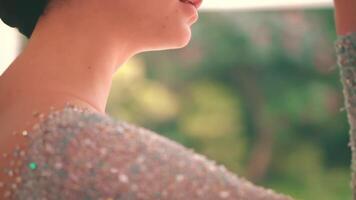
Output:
top-left (172, 27), bottom-right (192, 49)
top-left (148, 26), bottom-right (192, 51)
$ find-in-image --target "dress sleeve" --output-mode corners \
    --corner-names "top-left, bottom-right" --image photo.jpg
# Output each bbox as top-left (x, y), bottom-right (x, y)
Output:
top-left (14, 105), bottom-right (292, 200)
top-left (335, 32), bottom-right (356, 67)
top-left (335, 32), bottom-right (356, 195)
top-left (335, 32), bottom-right (356, 116)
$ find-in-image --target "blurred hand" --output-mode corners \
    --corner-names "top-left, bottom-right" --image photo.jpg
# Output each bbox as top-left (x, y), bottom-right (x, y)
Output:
top-left (333, 0), bottom-right (356, 35)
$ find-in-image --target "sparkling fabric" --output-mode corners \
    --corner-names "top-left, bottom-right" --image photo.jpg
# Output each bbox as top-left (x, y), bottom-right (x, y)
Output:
top-left (335, 32), bottom-right (356, 117)
top-left (335, 32), bottom-right (356, 197)
top-left (1, 104), bottom-right (292, 200)
top-left (335, 32), bottom-right (356, 67)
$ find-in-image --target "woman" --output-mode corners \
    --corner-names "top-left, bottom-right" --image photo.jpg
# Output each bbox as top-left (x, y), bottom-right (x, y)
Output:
top-left (0, 0), bottom-right (353, 199)
top-left (0, 0), bottom-right (293, 199)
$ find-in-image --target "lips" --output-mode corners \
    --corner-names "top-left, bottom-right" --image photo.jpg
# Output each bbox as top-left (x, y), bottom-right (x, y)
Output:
top-left (180, 0), bottom-right (202, 9)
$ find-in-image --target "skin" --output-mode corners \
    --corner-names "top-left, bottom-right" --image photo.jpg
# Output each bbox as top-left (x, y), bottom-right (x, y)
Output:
top-left (333, 0), bottom-right (356, 35)
top-left (0, 0), bottom-right (200, 191)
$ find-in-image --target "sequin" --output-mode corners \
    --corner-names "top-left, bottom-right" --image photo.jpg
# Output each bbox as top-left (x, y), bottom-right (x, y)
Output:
top-left (54, 162), bottom-right (63, 170)
top-left (110, 168), bottom-right (118, 174)
top-left (19, 151), bottom-right (26, 157)
top-left (7, 170), bottom-right (14, 177)
top-left (219, 190), bottom-right (230, 198)
top-left (28, 162), bottom-right (38, 170)
top-left (15, 177), bottom-right (22, 183)
top-left (21, 130), bottom-right (28, 136)
top-left (100, 148), bottom-right (108, 156)
top-left (119, 174), bottom-right (129, 183)
top-left (11, 183), bottom-right (17, 190)
top-left (175, 174), bottom-right (185, 182)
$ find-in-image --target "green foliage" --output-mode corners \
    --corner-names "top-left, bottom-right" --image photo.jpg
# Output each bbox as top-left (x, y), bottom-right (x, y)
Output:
top-left (107, 9), bottom-right (351, 199)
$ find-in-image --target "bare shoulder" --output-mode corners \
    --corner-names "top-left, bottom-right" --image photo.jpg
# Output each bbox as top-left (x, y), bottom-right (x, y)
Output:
top-left (12, 105), bottom-right (291, 200)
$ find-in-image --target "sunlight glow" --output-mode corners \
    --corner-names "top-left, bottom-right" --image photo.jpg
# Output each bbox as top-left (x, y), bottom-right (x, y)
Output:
top-left (200, 0), bottom-right (333, 11)
top-left (0, 21), bottom-right (24, 75)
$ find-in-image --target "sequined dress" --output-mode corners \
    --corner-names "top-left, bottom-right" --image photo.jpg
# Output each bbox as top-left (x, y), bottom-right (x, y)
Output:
top-left (1, 104), bottom-right (292, 200)
top-left (1, 32), bottom-right (355, 200)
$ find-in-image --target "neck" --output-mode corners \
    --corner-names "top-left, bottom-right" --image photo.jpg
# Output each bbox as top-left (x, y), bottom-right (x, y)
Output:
top-left (0, 5), bottom-right (140, 114)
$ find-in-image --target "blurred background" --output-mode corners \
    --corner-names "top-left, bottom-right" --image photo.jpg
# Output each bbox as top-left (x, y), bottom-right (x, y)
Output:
top-left (1, 1), bottom-right (351, 199)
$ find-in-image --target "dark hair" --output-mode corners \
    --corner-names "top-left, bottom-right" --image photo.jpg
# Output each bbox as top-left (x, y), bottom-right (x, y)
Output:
top-left (0, 0), bottom-right (51, 38)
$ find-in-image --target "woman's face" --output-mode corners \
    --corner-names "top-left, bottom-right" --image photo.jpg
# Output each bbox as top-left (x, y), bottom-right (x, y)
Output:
top-left (102, 0), bottom-right (201, 51)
